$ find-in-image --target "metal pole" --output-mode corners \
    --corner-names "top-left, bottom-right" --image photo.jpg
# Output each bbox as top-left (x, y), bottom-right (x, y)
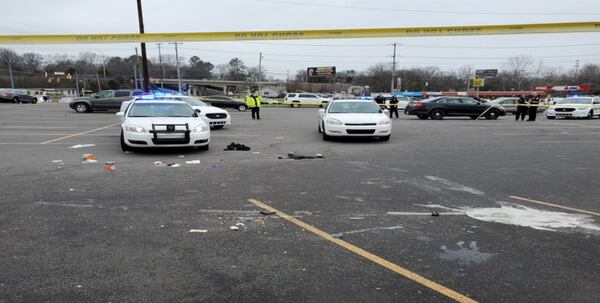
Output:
top-left (171, 42), bottom-right (183, 94)
top-left (157, 43), bottom-right (164, 90)
top-left (133, 64), bottom-right (138, 89)
top-left (134, 47), bottom-right (143, 89)
top-left (136, 0), bottom-right (150, 92)
top-left (96, 73), bottom-right (101, 92)
top-left (75, 71), bottom-right (80, 96)
top-left (258, 52), bottom-right (263, 94)
top-left (8, 60), bottom-right (14, 89)
top-left (391, 42), bottom-right (397, 94)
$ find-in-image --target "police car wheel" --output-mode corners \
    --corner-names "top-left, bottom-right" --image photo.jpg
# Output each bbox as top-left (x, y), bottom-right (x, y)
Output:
top-left (379, 135), bottom-right (390, 141)
top-left (238, 105), bottom-right (247, 111)
top-left (547, 116), bottom-right (556, 120)
top-left (322, 123), bottom-right (330, 141)
top-left (586, 110), bottom-right (593, 119)
top-left (120, 131), bottom-right (132, 152)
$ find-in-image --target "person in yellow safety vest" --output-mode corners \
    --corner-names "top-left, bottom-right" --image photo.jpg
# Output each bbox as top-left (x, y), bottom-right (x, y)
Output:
top-left (246, 90), bottom-right (262, 120)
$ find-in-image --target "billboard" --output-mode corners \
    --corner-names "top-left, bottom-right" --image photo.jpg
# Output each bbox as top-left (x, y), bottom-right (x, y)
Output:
top-left (307, 66), bottom-right (336, 77)
top-left (475, 69), bottom-right (498, 78)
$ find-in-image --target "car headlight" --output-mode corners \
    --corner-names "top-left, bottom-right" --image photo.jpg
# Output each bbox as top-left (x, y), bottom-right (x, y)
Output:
top-left (379, 118), bottom-right (391, 125)
top-left (126, 125), bottom-right (145, 133)
top-left (192, 124), bottom-right (209, 132)
top-left (326, 118), bottom-right (343, 125)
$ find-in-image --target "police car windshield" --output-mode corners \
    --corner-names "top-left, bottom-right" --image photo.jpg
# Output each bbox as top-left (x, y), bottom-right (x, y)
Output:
top-left (128, 103), bottom-right (195, 117)
top-left (559, 98), bottom-right (592, 104)
top-left (328, 102), bottom-right (381, 113)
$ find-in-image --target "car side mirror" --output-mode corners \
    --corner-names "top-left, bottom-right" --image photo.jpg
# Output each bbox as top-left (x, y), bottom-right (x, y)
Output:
top-left (194, 109), bottom-right (202, 114)
top-left (116, 112), bottom-right (124, 117)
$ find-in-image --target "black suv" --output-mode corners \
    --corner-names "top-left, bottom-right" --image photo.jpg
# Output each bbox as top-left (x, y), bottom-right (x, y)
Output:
top-left (405, 97), bottom-right (506, 120)
top-left (69, 90), bottom-right (142, 113)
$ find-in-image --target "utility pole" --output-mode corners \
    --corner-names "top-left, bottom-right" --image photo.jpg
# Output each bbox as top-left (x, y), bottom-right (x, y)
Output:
top-left (170, 42), bottom-right (183, 94)
top-left (257, 52), bottom-right (263, 93)
top-left (575, 59), bottom-right (581, 78)
top-left (286, 70), bottom-right (290, 82)
top-left (390, 42), bottom-right (397, 94)
top-left (75, 71), bottom-right (80, 96)
top-left (96, 72), bottom-right (101, 92)
top-left (135, 47), bottom-right (143, 89)
top-left (157, 43), bottom-right (164, 90)
top-left (133, 65), bottom-right (138, 89)
top-left (136, 0), bottom-right (150, 92)
top-left (8, 60), bottom-right (14, 89)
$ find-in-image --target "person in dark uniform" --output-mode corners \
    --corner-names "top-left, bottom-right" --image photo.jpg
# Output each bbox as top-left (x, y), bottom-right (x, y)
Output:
top-left (374, 94), bottom-right (386, 108)
top-left (389, 95), bottom-right (399, 118)
top-left (528, 96), bottom-right (539, 121)
top-left (515, 96), bottom-right (528, 121)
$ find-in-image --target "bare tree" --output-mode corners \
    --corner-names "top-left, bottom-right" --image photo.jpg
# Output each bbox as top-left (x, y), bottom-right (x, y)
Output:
top-left (504, 55), bottom-right (535, 90)
top-left (0, 48), bottom-right (21, 88)
top-left (21, 52), bottom-right (43, 73)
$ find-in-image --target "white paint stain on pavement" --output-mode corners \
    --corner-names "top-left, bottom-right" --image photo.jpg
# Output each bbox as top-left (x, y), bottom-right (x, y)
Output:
top-left (465, 203), bottom-right (600, 232)
top-left (425, 175), bottom-right (485, 196)
top-left (338, 225), bottom-right (403, 236)
top-left (439, 241), bottom-right (496, 265)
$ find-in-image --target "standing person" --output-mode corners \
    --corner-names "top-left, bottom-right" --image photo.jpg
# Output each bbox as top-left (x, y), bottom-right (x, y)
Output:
top-left (245, 90), bottom-right (262, 120)
top-left (389, 95), bottom-right (399, 118)
top-left (528, 96), bottom-right (539, 121)
top-left (515, 96), bottom-right (527, 121)
top-left (374, 94), bottom-right (386, 109)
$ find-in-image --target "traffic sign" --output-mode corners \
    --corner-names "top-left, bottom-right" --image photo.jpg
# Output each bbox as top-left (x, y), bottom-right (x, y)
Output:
top-left (473, 79), bottom-right (485, 87)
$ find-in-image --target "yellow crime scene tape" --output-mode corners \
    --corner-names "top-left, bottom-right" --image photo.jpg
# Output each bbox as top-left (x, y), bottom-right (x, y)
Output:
top-left (0, 22), bottom-right (599, 44)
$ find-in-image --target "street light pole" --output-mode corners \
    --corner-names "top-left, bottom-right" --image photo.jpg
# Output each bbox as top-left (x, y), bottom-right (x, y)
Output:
top-left (390, 42), bottom-right (397, 94)
top-left (258, 52), bottom-right (263, 93)
top-left (170, 42), bottom-right (183, 94)
top-left (136, 0), bottom-right (150, 92)
top-left (157, 43), bottom-right (164, 90)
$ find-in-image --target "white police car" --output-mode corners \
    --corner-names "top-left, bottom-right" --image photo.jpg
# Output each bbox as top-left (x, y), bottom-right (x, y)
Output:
top-left (546, 97), bottom-right (600, 119)
top-left (318, 100), bottom-right (391, 141)
top-left (117, 100), bottom-right (210, 152)
top-left (119, 95), bottom-right (231, 129)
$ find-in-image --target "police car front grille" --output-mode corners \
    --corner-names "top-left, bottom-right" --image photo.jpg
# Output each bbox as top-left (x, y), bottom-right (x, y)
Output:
top-left (206, 113), bottom-right (227, 119)
top-left (555, 108), bottom-right (575, 112)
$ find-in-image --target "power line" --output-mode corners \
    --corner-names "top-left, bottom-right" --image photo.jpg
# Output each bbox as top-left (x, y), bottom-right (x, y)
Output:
top-left (254, 0), bottom-right (600, 16)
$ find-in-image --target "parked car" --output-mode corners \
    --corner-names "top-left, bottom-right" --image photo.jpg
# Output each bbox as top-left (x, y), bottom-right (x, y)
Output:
top-left (490, 97), bottom-right (545, 114)
top-left (198, 95), bottom-right (248, 111)
top-left (0, 89), bottom-right (38, 104)
top-left (284, 93), bottom-right (333, 108)
top-left (68, 90), bottom-right (138, 113)
top-left (546, 97), bottom-right (600, 119)
top-left (405, 97), bottom-right (506, 120)
top-left (318, 100), bottom-right (391, 141)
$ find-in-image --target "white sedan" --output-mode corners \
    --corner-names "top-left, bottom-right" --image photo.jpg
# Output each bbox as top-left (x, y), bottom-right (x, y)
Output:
top-left (546, 96), bottom-right (600, 119)
top-left (318, 100), bottom-right (392, 141)
top-left (117, 100), bottom-right (210, 152)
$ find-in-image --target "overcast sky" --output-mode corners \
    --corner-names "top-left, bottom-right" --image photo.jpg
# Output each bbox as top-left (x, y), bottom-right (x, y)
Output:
top-left (1, 0), bottom-right (599, 79)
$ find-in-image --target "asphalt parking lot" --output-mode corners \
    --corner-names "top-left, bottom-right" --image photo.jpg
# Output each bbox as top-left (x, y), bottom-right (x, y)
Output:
top-left (0, 103), bottom-right (599, 302)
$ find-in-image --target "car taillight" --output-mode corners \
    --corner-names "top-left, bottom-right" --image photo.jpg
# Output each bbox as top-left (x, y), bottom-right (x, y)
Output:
top-left (414, 102), bottom-right (423, 108)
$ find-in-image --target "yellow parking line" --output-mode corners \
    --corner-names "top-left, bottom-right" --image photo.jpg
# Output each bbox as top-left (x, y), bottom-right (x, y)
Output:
top-left (510, 196), bottom-right (600, 217)
top-left (247, 199), bottom-right (477, 303)
top-left (39, 123), bottom-right (120, 144)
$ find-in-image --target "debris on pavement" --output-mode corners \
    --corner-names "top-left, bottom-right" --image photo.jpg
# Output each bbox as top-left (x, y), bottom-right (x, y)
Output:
top-left (224, 142), bottom-right (251, 151)
top-left (208, 163), bottom-right (221, 170)
top-left (260, 210), bottom-right (276, 216)
top-left (331, 233), bottom-right (344, 239)
top-left (104, 162), bottom-right (116, 171)
top-left (167, 163), bottom-right (180, 167)
top-left (154, 161), bottom-right (166, 167)
top-left (82, 154), bottom-right (98, 163)
top-left (185, 160), bottom-right (201, 165)
top-left (51, 160), bottom-right (64, 163)
top-left (69, 144), bottom-right (96, 149)
top-left (189, 229), bottom-right (208, 233)
top-left (432, 210), bottom-right (440, 217)
top-left (178, 155), bottom-right (185, 158)
top-left (275, 136), bottom-right (288, 140)
top-left (230, 226), bottom-right (240, 231)
top-left (235, 222), bottom-right (245, 227)
top-left (285, 152), bottom-right (324, 160)
top-left (349, 217), bottom-right (365, 220)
